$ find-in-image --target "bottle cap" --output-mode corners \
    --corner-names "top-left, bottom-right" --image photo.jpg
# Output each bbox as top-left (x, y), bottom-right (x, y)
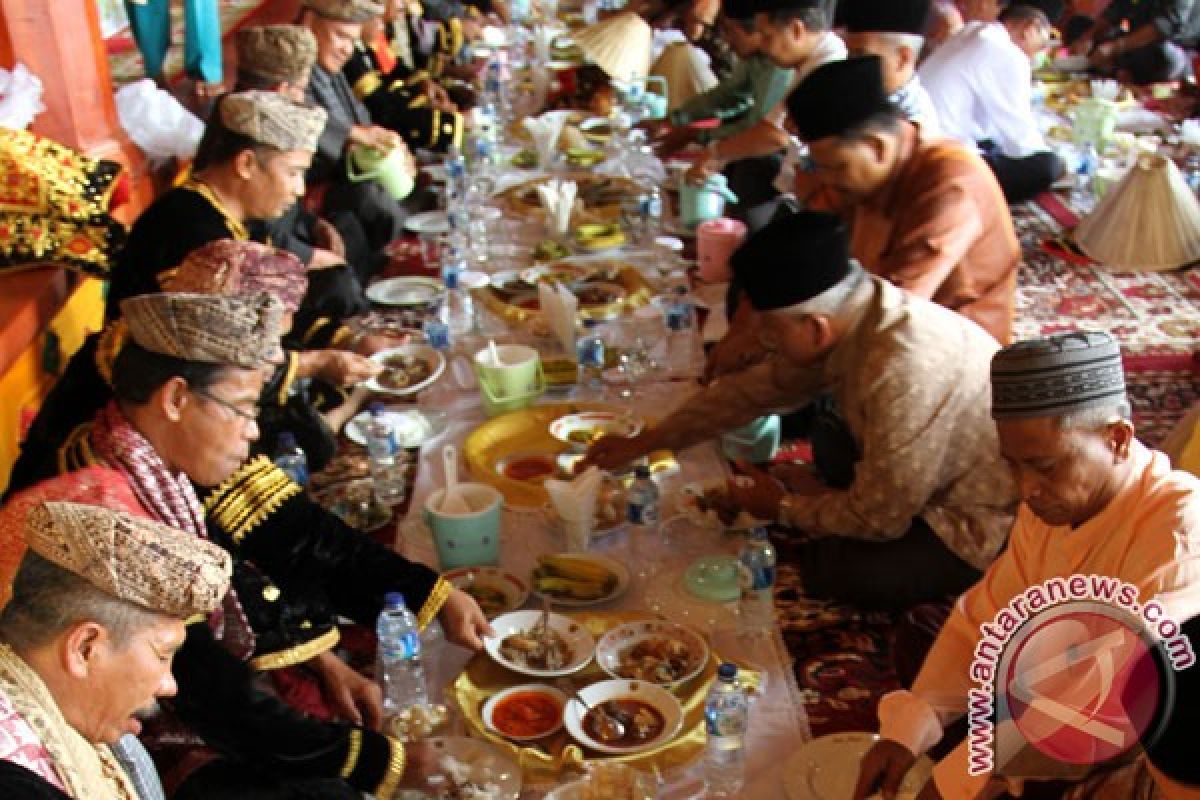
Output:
top-left (369, 401), bottom-right (386, 415)
top-left (717, 662), bottom-right (738, 681)
top-left (384, 592), bottom-right (406, 609)
top-left (634, 465), bottom-right (651, 479)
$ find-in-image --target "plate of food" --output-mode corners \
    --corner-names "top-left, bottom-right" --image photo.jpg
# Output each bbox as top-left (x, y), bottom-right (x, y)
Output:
top-left (594, 620), bottom-right (710, 688)
top-left (549, 411), bottom-right (643, 452)
top-left (344, 408), bottom-right (437, 449)
top-left (578, 117), bottom-right (614, 143)
top-left (403, 210), bottom-right (450, 235)
top-left (366, 276), bottom-right (444, 308)
top-left (531, 553), bottom-right (630, 607)
top-left (313, 479), bottom-right (394, 531)
top-left (481, 683), bottom-right (568, 742)
top-left (444, 567), bottom-right (530, 617)
top-left (563, 678), bottom-right (684, 755)
top-left (782, 732), bottom-right (934, 800)
top-left (677, 481), bottom-right (766, 531)
top-left (484, 609), bottom-right (596, 678)
top-left (544, 764), bottom-right (657, 800)
top-left (363, 345), bottom-right (446, 396)
top-left (403, 736), bottom-right (522, 800)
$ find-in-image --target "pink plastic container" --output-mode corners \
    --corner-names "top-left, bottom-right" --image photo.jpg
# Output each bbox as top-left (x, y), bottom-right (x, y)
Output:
top-left (696, 217), bottom-right (747, 283)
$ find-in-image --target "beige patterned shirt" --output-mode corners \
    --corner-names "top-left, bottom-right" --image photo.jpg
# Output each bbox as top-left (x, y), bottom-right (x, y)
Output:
top-left (652, 276), bottom-right (1017, 570)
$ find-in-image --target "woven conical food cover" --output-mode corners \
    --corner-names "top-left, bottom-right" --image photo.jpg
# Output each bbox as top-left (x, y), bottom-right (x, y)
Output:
top-left (574, 12), bottom-right (653, 82)
top-left (651, 42), bottom-right (718, 111)
top-left (1075, 153), bottom-right (1200, 272)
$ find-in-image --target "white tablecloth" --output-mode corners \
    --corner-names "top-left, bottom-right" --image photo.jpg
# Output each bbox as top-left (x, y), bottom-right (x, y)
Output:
top-left (394, 376), bottom-right (808, 798)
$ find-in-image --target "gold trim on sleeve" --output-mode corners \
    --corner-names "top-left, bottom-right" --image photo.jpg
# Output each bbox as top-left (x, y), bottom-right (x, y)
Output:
top-left (276, 351), bottom-right (300, 407)
top-left (339, 729), bottom-right (364, 779)
top-left (249, 627), bottom-right (341, 672)
top-left (416, 577), bottom-right (453, 632)
top-left (373, 738), bottom-right (407, 800)
top-left (203, 456), bottom-right (304, 545)
top-left (354, 71), bottom-right (384, 99)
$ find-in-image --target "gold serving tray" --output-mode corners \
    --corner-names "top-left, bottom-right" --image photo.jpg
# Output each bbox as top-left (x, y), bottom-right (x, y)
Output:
top-left (494, 174), bottom-right (636, 221)
top-left (464, 402), bottom-right (617, 508)
top-left (450, 610), bottom-right (714, 785)
top-left (473, 260), bottom-right (654, 325)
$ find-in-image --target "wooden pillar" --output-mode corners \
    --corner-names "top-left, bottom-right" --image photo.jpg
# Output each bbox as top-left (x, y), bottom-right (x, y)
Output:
top-left (0, 0), bottom-right (152, 217)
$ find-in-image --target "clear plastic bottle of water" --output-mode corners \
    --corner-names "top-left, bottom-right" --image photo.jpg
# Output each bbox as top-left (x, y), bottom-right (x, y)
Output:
top-left (1073, 143), bottom-right (1099, 212)
top-left (365, 403), bottom-right (406, 505)
top-left (738, 526), bottom-right (777, 633)
top-left (439, 263), bottom-right (475, 337)
top-left (704, 662), bottom-right (748, 798)
top-left (575, 318), bottom-right (606, 393)
top-left (446, 143), bottom-right (467, 206)
top-left (665, 286), bottom-right (696, 377)
top-left (641, 184), bottom-right (663, 245)
top-left (626, 465), bottom-right (660, 531)
top-left (273, 431), bottom-right (309, 487)
top-left (376, 592), bottom-right (428, 716)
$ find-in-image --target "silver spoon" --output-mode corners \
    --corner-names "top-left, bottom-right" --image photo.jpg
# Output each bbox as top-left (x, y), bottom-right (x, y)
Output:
top-left (569, 690), bottom-right (626, 742)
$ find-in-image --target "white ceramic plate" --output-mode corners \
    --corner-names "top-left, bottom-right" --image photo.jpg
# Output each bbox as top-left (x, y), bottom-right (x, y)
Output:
top-left (344, 408), bottom-right (437, 448)
top-left (445, 566), bottom-right (530, 618)
top-left (548, 411), bottom-right (643, 451)
top-left (531, 553), bottom-right (631, 608)
top-left (595, 620), bottom-right (709, 688)
top-left (365, 276), bottom-right (444, 307)
top-left (362, 344), bottom-right (446, 397)
top-left (406, 736), bottom-right (522, 800)
top-left (782, 732), bottom-right (935, 800)
top-left (481, 683), bottom-right (568, 742)
top-left (403, 210), bottom-right (450, 235)
top-left (563, 678), bottom-right (685, 755)
top-left (484, 610), bottom-right (596, 678)
top-left (457, 269), bottom-right (491, 290)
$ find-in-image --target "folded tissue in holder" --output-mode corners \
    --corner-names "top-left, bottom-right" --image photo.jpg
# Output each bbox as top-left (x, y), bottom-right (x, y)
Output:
top-left (523, 111), bottom-right (572, 169)
top-left (546, 466), bottom-right (604, 550)
top-left (534, 178), bottom-right (578, 236)
top-left (537, 281), bottom-right (579, 353)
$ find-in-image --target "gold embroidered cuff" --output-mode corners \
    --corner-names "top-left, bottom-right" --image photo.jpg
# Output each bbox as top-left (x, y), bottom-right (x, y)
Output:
top-left (203, 456), bottom-right (304, 545)
top-left (416, 577), bottom-right (453, 632)
top-left (340, 729), bottom-right (364, 779)
top-left (249, 627), bottom-right (341, 672)
top-left (330, 324), bottom-right (357, 348)
top-left (373, 737), bottom-right (407, 800)
top-left (277, 351), bottom-right (300, 407)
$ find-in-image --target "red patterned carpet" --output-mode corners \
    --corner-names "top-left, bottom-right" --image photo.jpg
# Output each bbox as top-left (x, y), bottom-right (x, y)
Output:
top-left (780, 196), bottom-right (1200, 739)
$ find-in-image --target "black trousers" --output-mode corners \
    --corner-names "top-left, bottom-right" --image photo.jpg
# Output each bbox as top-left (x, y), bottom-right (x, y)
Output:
top-left (980, 147), bottom-right (1065, 204)
top-left (790, 397), bottom-right (983, 610)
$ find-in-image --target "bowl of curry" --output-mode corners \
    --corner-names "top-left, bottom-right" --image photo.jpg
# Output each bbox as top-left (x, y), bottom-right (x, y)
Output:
top-left (482, 684), bottom-right (568, 741)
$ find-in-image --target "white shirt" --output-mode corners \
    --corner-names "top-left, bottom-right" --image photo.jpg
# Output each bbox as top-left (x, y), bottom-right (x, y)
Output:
top-left (917, 21), bottom-right (1047, 158)
top-left (890, 76), bottom-right (940, 136)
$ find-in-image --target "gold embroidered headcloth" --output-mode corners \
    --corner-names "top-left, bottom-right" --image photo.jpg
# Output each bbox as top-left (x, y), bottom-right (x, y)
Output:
top-left (236, 25), bottom-right (318, 87)
top-left (218, 90), bottom-right (327, 152)
top-left (24, 502), bottom-right (231, 618)
top-left (121, 292), bottom-right (286, 368)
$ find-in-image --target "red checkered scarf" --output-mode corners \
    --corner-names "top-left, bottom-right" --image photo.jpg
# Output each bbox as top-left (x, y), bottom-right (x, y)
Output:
top-left (88, 401), bottom-right (255, 660)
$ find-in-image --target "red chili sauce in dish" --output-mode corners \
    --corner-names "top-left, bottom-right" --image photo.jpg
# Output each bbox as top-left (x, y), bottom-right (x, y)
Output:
top-left (491, 690), bottom-right (563, 738)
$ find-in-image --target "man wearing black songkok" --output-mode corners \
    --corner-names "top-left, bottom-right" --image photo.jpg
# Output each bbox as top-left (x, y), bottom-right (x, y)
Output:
top-left (585, 210), bottom-right (1017, 608)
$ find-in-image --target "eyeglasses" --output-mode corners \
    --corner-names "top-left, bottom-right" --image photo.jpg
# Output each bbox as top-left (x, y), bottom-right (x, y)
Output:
top-left (191, 388), bottom-right (260, 424)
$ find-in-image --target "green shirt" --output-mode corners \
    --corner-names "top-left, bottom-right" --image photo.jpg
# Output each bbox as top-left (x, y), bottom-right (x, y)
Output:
top-left (669, 54), bottom-right (795, 144)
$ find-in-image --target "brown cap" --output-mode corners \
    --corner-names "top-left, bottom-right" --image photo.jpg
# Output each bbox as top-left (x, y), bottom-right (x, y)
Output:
top-left (303, 0), bottom-right (385, 23)
top-left (236, 25), bottom-right (318, 87)
top-left (218, 90), bottom-right (327, 153)
top-left (25, 502), bottom-right (231, 618)
top-left (121, 292), bottom-right (286, 368)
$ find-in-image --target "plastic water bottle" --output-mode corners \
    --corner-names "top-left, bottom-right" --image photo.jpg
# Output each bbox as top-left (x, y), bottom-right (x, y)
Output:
top-left (738, 527), bottom-right (777, 633)
top-left (626, 465), bottom-right (660, 532)
top-left (446, 144), bottom-right (467, 206)
top-left (1073, 143), bottom-right (1098, 212)
top-left (575, 319), bottom-right (606, 393)
top-left (439, 263), bottom-right (475, 337)
top-left (365, 403), bottom-right (406, 505)
top-left (376, 592), bottom-right (428, 716)
top-left (704, 663), bottom-right (748, 798)
top-left (666, 287), bottom-right (696, 377)
top-left (273, 431), bottom-right (309, 487)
